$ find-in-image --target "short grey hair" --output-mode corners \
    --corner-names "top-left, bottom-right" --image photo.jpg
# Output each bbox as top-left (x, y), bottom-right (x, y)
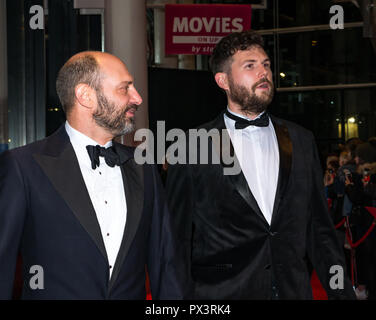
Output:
top-left (56, 54), bottom-right (102, 114)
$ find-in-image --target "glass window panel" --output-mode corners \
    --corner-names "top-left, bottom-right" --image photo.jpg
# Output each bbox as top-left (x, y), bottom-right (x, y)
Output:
top-left (277, 0), bottom-right (362, 28)
top-left (270, 90), bottom-right (343, 141)
top-left (194, 1), bottom-right (363, 29)
top-left (277, 28), bottom-right (376, 87)
top-left (344, 88), bottom-right (376, 142)
top-left (269, 87), bottom-right (376, 153)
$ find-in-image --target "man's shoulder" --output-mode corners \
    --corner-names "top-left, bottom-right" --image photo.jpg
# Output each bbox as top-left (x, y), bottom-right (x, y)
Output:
top-left (195, 112), bottom-right (225, 131)
top-left (1, 126), bottom-right (68, 160)
top-left (171, 113), bottom-right (224, 141)
top-left (0, 139), bottom-right (49, 174)
top-left (3, 138), bottom-right (48, 159)
top-left (271, 115), bottom-right (314, 140)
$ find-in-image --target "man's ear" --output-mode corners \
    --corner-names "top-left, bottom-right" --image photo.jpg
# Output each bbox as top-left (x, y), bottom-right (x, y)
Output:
top-left (75, 83), bottom-right (95, 109)
top-left (214, 72), bottom-right (229, 91)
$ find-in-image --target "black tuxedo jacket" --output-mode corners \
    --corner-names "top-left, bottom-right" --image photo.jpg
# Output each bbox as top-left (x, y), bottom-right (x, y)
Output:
top-left (166, 112), bottom-right (355, 299)
top-left (0, 126), bottom-right (185, 299)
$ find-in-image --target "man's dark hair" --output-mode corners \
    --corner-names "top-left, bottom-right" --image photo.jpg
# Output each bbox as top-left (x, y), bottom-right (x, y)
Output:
top-left (209, 30), bottom-right (265, 75)
top-left (56, 54), bottom-right (102, 114)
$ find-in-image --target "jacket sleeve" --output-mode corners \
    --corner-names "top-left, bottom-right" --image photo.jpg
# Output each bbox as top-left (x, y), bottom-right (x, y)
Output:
top-left (0, 151), bottom-right (27, 299)
top-left (165, 159), bottom-right (195, 299)
top-left (146, 164), bottom-right (191, 299)
top-left (305, 133), bottom-right (356, 299)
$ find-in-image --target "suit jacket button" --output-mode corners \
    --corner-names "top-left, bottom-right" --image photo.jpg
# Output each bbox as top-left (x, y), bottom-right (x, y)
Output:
top-left (264, 264), bottom-right (271, 270)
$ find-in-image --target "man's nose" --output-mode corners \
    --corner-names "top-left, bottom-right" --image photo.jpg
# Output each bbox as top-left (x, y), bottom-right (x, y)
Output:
top-left (257, 65), bottom-right (268, 78)
top-left (130, 88), bottom-right (143, 106)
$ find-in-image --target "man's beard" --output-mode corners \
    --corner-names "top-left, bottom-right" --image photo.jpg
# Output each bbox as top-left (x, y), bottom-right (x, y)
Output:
top-left (93, 90), bottom-right (137, 137)
top-left (228, 74), bottom-right (274, 115)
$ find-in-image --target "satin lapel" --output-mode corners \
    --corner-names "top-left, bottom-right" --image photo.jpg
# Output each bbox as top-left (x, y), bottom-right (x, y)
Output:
top-left (270, 117), bottom-right (293, 226)
top-left (108, 156), bottom-right (144, 291)
top-left (211, 113), bottom-right (266, 224)
top-left (33, 129), bottom-right (108, 261)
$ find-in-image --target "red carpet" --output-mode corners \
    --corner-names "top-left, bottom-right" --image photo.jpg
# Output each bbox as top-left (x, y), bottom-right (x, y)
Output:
top-left (311, 270), bottom-right (328, 300)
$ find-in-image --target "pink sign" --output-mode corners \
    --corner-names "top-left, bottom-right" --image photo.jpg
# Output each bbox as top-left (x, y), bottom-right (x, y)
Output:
top-left (165, 4), bottom-right (252, 55)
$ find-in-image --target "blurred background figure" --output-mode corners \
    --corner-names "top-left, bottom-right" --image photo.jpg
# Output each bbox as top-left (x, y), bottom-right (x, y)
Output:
top-left (343, 142), bottom-right (376, 300)
top-left (339, 150), bottom-right (351, 168)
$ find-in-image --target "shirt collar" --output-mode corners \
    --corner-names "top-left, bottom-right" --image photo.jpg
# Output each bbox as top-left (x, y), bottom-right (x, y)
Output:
top-left (226, 107), bottom-right (265, 121)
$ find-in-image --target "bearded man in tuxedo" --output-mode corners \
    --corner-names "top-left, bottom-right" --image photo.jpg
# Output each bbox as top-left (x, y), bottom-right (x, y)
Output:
top-left (166, 30), bottom-right (355, 299)
top-left (0, 51), bottom-right (185, 299)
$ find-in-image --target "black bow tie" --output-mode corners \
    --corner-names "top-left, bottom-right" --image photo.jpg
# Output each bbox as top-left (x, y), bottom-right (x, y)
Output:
top-left (225, 110), bottom-right (269, 129)
top-left (86, 145), bottom-right (122, 170)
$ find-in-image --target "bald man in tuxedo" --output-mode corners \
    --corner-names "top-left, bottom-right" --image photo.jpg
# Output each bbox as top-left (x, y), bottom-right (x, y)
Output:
top-left (0, 51), bottom-right (185, 299)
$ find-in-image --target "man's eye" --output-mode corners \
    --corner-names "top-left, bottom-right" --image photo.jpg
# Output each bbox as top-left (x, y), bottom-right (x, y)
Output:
top-left (264, 63), bottom-right (271, 68)
top-left (245, 64), bottom-right (254, 69)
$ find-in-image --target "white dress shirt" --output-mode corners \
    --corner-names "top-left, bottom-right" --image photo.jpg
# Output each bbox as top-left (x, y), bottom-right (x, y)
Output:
top-left (224, 109), bottom-right (280, 225)
top-left (65, 121), bottom-right (127, 278)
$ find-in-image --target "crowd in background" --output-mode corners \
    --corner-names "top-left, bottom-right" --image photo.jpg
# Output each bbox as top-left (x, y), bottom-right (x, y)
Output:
top-left (323, 137), bottom-right (376, 300)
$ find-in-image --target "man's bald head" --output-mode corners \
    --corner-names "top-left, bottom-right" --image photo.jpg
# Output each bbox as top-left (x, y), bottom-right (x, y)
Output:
top-left (56, 51), bottom-right (110, 115)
